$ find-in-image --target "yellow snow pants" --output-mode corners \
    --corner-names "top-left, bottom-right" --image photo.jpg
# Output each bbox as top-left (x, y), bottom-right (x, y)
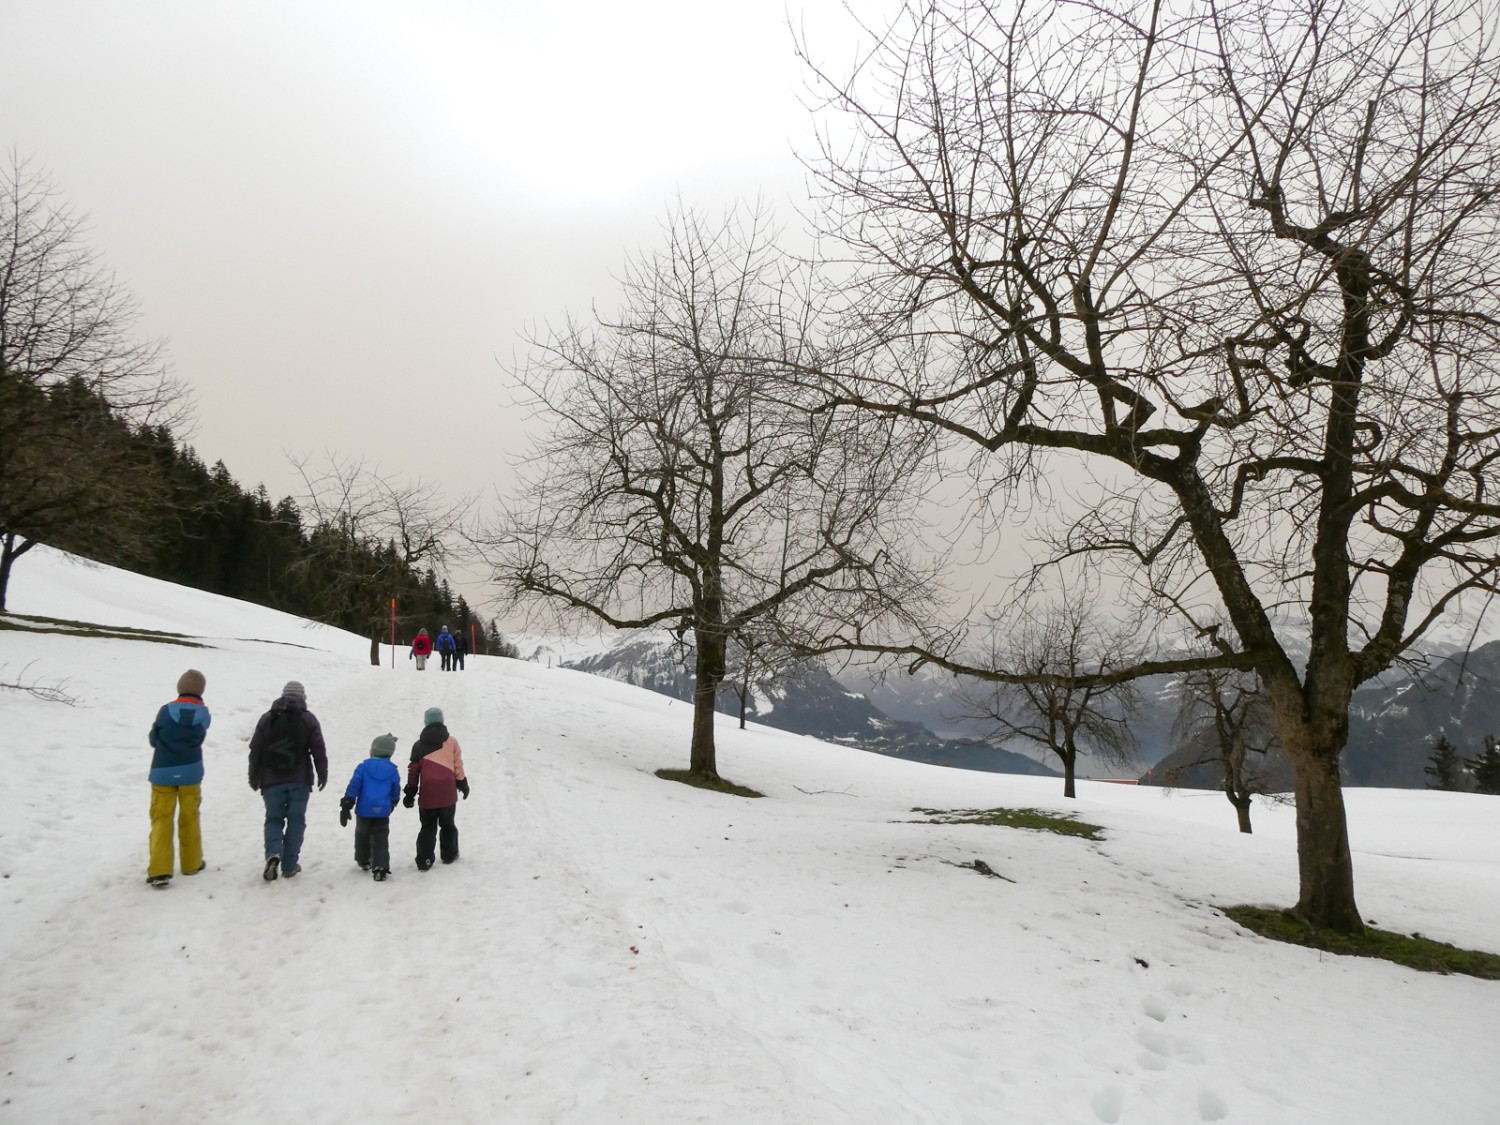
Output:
top-left (148, 784), bottom-right (202, 878)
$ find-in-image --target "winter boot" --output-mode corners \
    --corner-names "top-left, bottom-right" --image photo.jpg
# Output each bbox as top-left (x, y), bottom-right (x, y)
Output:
top-left (263, 855), bottom-right (280, 882)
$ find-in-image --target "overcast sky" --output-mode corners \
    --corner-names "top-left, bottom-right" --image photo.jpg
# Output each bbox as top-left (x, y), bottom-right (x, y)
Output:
top-left (2, 0), bottom-right (873, 545)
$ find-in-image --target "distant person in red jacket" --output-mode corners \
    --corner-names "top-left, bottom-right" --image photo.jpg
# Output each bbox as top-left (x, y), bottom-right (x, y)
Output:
top-left (402, 706), bottom-right (468, 869)
top-left (409, 628), bottom-right (433, 671)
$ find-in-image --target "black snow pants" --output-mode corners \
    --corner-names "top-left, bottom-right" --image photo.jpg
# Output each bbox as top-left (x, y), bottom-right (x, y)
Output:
top-left (354, 815), bottom-right (391, 871)
top-left (416, 804), bottom-right (458, 867)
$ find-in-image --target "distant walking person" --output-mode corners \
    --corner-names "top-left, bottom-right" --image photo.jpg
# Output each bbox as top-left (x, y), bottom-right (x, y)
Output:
top-left (340, 733), bottom-right (402, 882)
top-left (402, 706), bottom-right (468, 869)
top-left (436, 626), bottom-right (456, 671)
top-left (453, 627), bottom-right (468, 671)
top-left (146, 669), bottom-right (211, 887)
top-left (409, 628), bottom-right (433, 671)
top-left (248, 680), bottom-right (328, 881)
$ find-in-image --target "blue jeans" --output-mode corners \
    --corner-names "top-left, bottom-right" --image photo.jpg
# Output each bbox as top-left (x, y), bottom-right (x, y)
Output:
top-left (262, 783), bottom-right (310, 867)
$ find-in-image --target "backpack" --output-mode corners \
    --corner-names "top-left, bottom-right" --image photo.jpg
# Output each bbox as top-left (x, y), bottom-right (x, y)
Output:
top-left (262, 708), bottom-right (311, 772)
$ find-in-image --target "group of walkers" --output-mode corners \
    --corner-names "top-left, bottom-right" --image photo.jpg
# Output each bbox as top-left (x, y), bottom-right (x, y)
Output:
top-left (145, 670), bottom-right (470, 887)
top-left (408, 625), bottom-right (467, 672)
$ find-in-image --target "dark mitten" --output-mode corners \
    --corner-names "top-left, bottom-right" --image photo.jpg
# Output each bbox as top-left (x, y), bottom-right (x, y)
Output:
top-left (402, 791), bottom-right (415, 809)
top-left (456, 778), bottom-right (470, 800)
top-left (339, 797), bottom-right (354, 827)
top-left (317, 776), bottom-right (327, 791)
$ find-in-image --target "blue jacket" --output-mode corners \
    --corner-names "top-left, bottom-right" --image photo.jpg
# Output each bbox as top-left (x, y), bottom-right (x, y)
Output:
top-left (436, 630), bottom-right (456, 652)
top-left (148, 695), bottom-right (211, 786)
top-left (344, 757), bottom-right (402, 818)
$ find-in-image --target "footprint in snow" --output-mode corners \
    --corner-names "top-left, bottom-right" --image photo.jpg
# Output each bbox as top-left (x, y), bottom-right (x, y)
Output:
top-left (1198, 1089), bottom-right (1230, 1121)
top-left (1091, 1084), bottom-right (1125, 1123)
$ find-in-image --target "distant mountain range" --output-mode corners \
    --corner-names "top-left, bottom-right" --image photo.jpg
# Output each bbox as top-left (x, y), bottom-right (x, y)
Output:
top-left (1135, 642), bottom-right (1500, 791)
top-left (560, 636), bottom-right (1058, 778)
top-left (547, 633), bottom-right (1500, 790)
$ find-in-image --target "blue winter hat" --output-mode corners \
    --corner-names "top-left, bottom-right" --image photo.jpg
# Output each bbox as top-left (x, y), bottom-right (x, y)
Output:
top-left (424, 706), bottom-right (444, 726)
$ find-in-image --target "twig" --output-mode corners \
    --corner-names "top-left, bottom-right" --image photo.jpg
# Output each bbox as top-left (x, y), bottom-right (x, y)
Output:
top-left (945, 858), bottom-right (1016, 882)
top-left (0, 662), bottom-right (78, 705)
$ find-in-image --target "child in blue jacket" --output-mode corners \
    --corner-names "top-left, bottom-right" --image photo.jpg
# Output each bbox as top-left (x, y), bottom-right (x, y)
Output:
top-left (147, 669), bottom-right (211, 887)
top-left (339, 733), bottom-right (402, 881)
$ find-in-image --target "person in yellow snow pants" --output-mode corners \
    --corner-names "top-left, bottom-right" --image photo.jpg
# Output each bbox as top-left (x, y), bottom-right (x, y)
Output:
top-left (146, 670), bottom-right (212, 887)
top-left (149, 784), bottom-right (203, 879)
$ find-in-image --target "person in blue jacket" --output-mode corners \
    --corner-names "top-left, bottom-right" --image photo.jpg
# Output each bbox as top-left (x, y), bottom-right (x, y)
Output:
top-left (146, 669), bottom-right (212, 887)
top-left (338, 733), bottom-right (402, 881)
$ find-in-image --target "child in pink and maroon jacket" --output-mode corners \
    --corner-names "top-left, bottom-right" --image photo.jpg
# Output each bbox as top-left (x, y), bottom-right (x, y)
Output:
top-left (401, 706), bottom-right (468, 869)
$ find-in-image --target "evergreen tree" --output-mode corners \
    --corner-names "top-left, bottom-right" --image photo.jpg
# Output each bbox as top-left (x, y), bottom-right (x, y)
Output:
top-left (1425, 735), bottom-right (1468, 791)
top-left (1466, 735), bottom-right (1500, 796)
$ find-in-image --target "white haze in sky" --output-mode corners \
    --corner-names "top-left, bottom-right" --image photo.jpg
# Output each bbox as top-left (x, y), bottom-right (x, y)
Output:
top-left (0, 0), bottom-right (872, 517)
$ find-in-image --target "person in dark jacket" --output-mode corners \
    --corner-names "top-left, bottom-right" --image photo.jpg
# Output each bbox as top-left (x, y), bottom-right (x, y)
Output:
top-left (402, 706), bottom-right (468, 869)
top-left (435, 626), bottom-right (456, 671)
top-left (453, 628), bottom-right (468, 671)
top-left (247, 680), bottom-right (328, 881)
top-left (340, 733), bottom-right (402, 881)
top-left (409, 628), bottom-right (433, 671)
top-left (146, 669), bottom-right (211, 887)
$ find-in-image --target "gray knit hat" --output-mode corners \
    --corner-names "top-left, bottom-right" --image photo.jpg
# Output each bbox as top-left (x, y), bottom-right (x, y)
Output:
top-left (177, 669), bottom-right (206, 696)
top-left (282, 680), bottom-right (306, 701)
top-left (423, 706), bottom-right (444, 725)
top-left (370, 733), bottom-right (397, 758)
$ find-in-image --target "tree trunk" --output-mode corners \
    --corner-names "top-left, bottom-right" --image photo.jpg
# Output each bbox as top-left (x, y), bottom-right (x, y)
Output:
top-left (1225, 766), bottom-right (1253, 833)
top-left (1231, 794), bottom-right (1253, 834)
top-left (0, 541), bottom-right (11, 613)
top-left (689, 628), bottom-right (726, 780)
top-left (0, 532), bottom-right (35, 613)
top-left (1061, 749), bottom-right (1077, 799)
top-left (369, 634), bottom-right (381, 667)
top-left (1290, 750), bottom-right (1362, 931)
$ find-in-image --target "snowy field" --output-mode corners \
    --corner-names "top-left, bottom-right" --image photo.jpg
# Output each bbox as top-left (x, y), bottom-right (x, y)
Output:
top-left (1, 546), bottom-right (1498, 1124)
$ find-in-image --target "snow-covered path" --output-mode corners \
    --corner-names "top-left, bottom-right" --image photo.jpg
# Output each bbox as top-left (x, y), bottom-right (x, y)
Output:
top-left (2, 548), bottom-right (1498, 1124)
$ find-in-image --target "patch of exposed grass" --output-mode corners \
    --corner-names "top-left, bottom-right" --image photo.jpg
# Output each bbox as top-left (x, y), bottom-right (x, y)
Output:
top-left (654, 768), bottom-right (764, 798)
top-left (0, 613), bottom-right (206, 647)
top-left (1225, 905), bottom-right (1500, 979)
top-left (912, 806), bottom-right (1104, 840)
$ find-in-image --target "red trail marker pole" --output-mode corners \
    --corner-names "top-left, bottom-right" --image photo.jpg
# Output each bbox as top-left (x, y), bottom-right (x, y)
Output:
top-left (390, 599), bottom-right (396, 669)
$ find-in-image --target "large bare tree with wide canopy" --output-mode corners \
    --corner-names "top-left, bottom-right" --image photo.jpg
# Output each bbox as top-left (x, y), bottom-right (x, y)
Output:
top-left (490, 206), bottom-right (930, 782)
top-left (800, 0), bottom-right (1500, 931)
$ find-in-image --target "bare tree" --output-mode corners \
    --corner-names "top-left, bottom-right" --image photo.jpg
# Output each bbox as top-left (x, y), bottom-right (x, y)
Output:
top-left (0, 156), bottom-right (184, 608)
top-left (1168, 668), bottom-right (1283, 833)
top-left (958, 598), bottom-right (1141, 798)
top-left (723, 623), bottom-right (805, 730)
top-left (799, 0), bottom-right (1500, 931)
top-left (290, 452), bottom-right (473, 651)
top-left (490, 204), bottom-right (930, 781)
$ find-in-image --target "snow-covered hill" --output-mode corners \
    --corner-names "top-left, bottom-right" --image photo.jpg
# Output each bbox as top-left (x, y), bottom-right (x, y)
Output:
top-left (1, 546), bottom-right (1498, 1124)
